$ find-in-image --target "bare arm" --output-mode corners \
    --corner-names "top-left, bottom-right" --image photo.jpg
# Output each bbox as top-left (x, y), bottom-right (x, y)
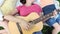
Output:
top-left (4, 8), bottom-right (27, 23)
top-left (4, 15), bottom-right (27, 23)
top-left (4, 14), bottom-right (31, 30)
top-left (4, 9), bottom-right (25, 23)
top-left (4, 8), bottom-right (31, 30)
top-left (40, 0), bottom-right (54, 8)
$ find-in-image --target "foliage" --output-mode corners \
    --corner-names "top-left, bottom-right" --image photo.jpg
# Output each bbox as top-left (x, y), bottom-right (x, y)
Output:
top-left (58, 32), bottom-right (60, 34)
top-left (42, 25), bottom-right (53, 34)
top-left (58, 0), bottom-right (60, 2)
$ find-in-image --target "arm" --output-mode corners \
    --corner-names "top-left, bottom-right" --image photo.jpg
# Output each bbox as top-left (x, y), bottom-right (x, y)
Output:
top-left (4, 9), bottom-right (27, 23)
top-left (4, 15), bottom-right (27, 23)
top-left (4, 14), bottom-right (31, 30)
top-left (40, 0), bottom-right (54, 8)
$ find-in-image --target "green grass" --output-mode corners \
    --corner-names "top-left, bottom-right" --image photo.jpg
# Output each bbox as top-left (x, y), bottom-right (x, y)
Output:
top-left (58, 0), bottom-right (60, 2)
top-left (58, 32), bottom-right (60, 34)
top-left (0, 25), bottom-right (53, 34)
top-left (42, 25), bottom-right (53, 34)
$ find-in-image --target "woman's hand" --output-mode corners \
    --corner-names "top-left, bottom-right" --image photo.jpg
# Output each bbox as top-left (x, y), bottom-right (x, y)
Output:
top-left (4, 15), bottom-right (32, 30)
top-left (19, 20), bottom-right (31, 30)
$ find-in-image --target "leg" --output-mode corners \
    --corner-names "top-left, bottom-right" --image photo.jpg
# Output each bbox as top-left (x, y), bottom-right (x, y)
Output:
top-left (52, 23), bottom-right (60, 34)
top-left (52, 28), bottom-right (60, 34)
top-left (46, 18), bottom-right (60, 34)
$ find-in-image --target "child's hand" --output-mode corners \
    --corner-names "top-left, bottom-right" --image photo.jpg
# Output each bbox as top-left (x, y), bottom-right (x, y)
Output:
top-left (20, 21), bottom-right (31, 30)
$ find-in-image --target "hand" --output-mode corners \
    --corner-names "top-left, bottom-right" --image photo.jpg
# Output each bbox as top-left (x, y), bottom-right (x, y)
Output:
top-left (19, 20), bottom-right (31, 30)
top-left (4, 15), bottom-right (32, 30)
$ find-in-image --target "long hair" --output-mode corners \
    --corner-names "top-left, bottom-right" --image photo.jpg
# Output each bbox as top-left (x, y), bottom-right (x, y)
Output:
top-left (20, 0), bottom-right (26, 4)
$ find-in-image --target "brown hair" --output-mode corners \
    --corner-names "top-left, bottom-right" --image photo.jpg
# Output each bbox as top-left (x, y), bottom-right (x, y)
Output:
top-left (20, 0), bottom-right (26, 4)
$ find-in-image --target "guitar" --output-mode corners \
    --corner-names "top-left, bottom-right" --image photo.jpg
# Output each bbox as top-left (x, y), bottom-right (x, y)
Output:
top-left (8, 12), bottom-right (53, 34)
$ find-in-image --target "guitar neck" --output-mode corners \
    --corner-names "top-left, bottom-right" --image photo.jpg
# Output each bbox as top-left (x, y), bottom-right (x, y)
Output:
top-left (31, 12), bottom-right (53, 24)
top-left (33, 9), bottom-right (60, 24)
top-left (41, 13), bottom-right (53, 22)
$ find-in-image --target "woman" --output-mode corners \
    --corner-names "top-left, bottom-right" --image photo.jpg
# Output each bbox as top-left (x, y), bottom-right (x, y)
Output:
top-left (4, 0), bottom-right (43, 34)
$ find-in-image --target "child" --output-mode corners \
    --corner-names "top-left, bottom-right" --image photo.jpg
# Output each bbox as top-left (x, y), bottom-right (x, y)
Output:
top-left (4, 0), bottom-right (43, 34)
top-left (40, 0), bottom-right (60, 34)
top-left (46, 10), bottom-right (60, 34)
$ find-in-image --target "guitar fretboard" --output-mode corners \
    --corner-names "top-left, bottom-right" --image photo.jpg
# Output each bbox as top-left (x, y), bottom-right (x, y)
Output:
top-left (30, 13), bottom-right (53, 24)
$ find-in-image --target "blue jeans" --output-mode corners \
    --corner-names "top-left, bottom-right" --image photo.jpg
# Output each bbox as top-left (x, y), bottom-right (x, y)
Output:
top-left (33, 31), bottom-right (42, 34)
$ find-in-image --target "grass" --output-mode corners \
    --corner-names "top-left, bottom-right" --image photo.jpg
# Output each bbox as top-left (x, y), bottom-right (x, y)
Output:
top-left (58, 0), bottom-right (60, 2)
top-left (42, 25), bottom-right (53, 34)
top-left (58, 32), bottom-right (60, 34)
top-left (42, 0), bottom-right (60, 34)
top-left (0, 25), bottom-right (53, 34)
top-left (0, 25), bottom-right (60, 34)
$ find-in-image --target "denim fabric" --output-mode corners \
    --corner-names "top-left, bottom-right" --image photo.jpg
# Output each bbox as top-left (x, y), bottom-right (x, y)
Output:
top-left (46, 18), bottom-right (56, 26)
top-left (42, 4), bottom-right (56, 15)
top-left (33, 31), bottom-right (42, 34)
top-left (56, 13), bottom-right (60, 24)
top-left (46, 13), bottom-right (60, 26)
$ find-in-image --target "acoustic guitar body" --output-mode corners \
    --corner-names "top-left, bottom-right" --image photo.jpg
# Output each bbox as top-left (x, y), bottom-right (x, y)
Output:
top-left (8, 12), bottom-right (43, 34)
